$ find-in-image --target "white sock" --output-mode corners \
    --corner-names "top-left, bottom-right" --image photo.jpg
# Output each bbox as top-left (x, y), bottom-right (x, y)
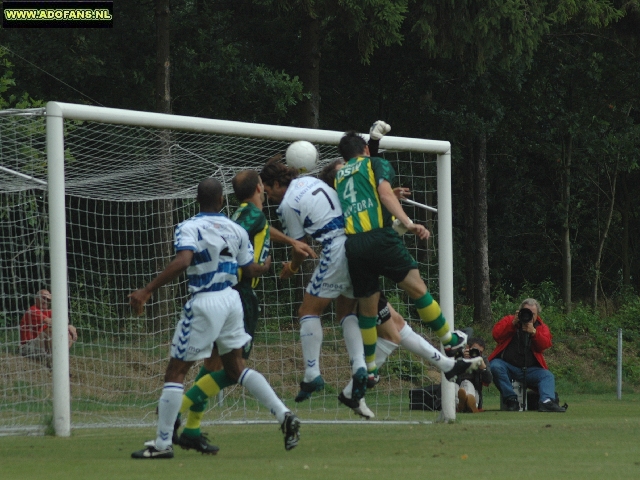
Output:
top-left (239, 368), bottom-right (289, 424)
top-left (375, 336), bottom-right (398, 370)
top-left (342, 336), bottom-right (397, 398)
top-left (399, 323), bottom-right (455, 372)
top-left (155, 382), bottom-right (183, 450)
top-left (300, 315), bottom-right (323, 382)
top-left (341, 314), bottom-right (366, 374)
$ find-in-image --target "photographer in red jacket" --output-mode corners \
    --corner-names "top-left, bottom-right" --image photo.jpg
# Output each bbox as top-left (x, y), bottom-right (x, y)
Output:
top-left (488, 298), bottom-right (566, 412)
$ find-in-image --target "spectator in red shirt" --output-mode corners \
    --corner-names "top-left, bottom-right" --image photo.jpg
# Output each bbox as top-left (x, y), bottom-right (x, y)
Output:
top-left (19, 289), bottom-right (77, 362)
top-left (488, 298), bottom-right (565, 412)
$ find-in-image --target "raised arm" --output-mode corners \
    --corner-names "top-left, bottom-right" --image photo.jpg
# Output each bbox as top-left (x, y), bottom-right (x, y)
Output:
top-left (241, 256), bottom-right (272, 279)
top-left (271, 227), bottom-right (317, 261)
top-left (378, 180), bottom-right (430, 240)
top-left (271, 226), bottom-right (317, 279)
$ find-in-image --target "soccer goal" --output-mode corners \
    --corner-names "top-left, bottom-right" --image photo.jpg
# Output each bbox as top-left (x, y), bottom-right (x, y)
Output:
top-left (0, 102), bottom-right (455, 436)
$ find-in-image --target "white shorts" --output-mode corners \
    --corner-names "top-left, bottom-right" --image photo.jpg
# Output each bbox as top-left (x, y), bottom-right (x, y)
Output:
top-left (306, 234), bottom-right (354, 299)
top-left (170, 288), bottom-right (252, 362)
top-left (457, 379), bottom-right (479, 408)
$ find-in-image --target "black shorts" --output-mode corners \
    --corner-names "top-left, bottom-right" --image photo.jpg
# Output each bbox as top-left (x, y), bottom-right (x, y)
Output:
top-left (345, 228), bottom-right (418, 298)
top-left (233, 282), bottom-right (259, 359)
top-left (377, 293), bottom-right (391, 326)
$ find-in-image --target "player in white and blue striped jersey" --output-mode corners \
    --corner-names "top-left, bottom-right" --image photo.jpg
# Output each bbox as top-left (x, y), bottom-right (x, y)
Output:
top-left (130, 178), bottom-right (300, 459)
top-left (260, 161), bottom-right (369, 405)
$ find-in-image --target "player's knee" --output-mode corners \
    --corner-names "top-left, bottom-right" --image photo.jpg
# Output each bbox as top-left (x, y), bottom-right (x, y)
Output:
top-left (164, 358), bottom-right (191, 383)
top-left (399, 270), bottom-right (427, 298)
top-left (377, 321), bottom-right (401, 344)
top-left (220, 350), bottom-right (245, 381)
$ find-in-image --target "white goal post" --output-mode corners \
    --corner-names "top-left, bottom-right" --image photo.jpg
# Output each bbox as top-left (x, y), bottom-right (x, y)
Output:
top-left (0, 102), bottom-right (456, 436)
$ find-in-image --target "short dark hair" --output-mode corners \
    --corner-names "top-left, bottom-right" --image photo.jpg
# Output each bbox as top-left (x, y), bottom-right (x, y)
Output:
top-left (338, 130), bottom-right (367, 161)
top-left (469, 337), bottom-right (486, 349)
top-left (232, 169), bottom-right (260, 202)
top-left (259, 159), bottom-right (298, 188)
top-left (197, 177), bottom-right (223, 210)
top-left (318, 159), bottom-right (345, 188)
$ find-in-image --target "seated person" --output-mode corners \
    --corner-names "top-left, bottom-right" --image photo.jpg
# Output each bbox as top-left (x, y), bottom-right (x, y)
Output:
top-left (456, 337), bottom-right (493, 413)
top-left (488, 298), bottom-right (565, 412)
top-left (19, 289), bottom-right (77, 363)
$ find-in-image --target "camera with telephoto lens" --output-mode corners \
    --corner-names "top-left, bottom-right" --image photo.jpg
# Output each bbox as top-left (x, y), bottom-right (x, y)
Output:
top-left (518, 308), bottom-right (534, 325)
top-left (468, 347), bottom-right (481, 358)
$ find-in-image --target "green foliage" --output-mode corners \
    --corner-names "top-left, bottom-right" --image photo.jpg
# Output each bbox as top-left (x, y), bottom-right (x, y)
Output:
top-left (383, 349), bottom-right (426, 384)
top-left (332, 0), bottom-right (408, 63)
top-left (248, 66), bottom-right (306, 116)
top-left (551, 0), bottom-right (628, 27)
top-left (0, 51), bottom-right (17, 108)
top-left (0, 48), bottom-right (44, 109)
top-left (412, 0), bottom-right (552, 71)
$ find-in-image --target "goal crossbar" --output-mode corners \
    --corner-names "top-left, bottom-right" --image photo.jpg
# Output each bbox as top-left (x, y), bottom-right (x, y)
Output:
top-left (46, 102), bottom-right (452, 154)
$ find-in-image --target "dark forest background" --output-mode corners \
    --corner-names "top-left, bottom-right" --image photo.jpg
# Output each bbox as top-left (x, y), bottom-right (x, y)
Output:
top-left (2, 2), bottom-right (640, 388)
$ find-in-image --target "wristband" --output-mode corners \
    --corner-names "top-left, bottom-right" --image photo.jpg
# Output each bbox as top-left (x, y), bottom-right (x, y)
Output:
top-left (289, 263), bottom-right (299, 273)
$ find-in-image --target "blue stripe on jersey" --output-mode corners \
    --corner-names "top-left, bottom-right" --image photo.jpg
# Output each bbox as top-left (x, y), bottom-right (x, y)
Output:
top-left (188, 261), bottom-right (238, 289)
top-left (311, 216), bottom-right (345, 240)
top-left (193, 249), bottom-right (212, 265)
top-left (304, 216), bottom-right (313, 229)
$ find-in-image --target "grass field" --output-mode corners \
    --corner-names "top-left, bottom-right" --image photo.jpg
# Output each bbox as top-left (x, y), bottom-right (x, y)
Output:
top-left (1, 393), bottom-right (639, 480)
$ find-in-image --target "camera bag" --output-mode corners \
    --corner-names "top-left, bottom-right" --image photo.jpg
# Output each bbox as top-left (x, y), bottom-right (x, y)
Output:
top-left (409, 384), bottom-right (441, 411)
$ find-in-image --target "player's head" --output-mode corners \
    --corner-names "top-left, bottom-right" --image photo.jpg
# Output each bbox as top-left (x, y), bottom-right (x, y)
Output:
top-left (232, 169), bottom-right (263, 203)
top-left (338, 131), bottom-right (368, 161)
top-left (197, 177), bottom-right (224, 211)
top-left (259, 158), bottom-right (298, 204)
top-left (318, 159), bottom-right (345, 189)
top-left (35, 289), bottom-right (51, 309)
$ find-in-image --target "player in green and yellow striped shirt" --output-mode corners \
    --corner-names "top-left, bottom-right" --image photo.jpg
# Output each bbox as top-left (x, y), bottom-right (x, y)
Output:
top-left (335, 127), bottom-right (467, 380)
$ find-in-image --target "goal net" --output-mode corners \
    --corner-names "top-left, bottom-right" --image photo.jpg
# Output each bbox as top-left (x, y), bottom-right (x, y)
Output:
top-left (0, 103), bottom-right (454, 434)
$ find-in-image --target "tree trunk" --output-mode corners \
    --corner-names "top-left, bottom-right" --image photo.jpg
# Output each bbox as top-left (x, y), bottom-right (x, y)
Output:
top-left (155, 0), bottom-right (171, 115)
top-left (561, 133), bottom-right (572, 314)
top-left (150, 0), bottom-right (175, 334)
top-left (592, 157), bottom-right (619, 309)
top-left (472, 133), bottom-right (491, 325)
top-left (621, 177), bottom-right (630, 287)
top-left (462, 140), bottom-right (475, 305)
top-left (297, 15), bottom-right (321, 128)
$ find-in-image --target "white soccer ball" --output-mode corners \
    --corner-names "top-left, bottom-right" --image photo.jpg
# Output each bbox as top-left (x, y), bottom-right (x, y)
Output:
top-left (285, 141), bottom-right (318, 173)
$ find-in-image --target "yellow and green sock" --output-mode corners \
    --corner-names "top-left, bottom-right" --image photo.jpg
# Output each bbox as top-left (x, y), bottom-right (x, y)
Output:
top-left (414, 292), bottom-right (457, 346)
top-left (358, 314), bottom-right (378, 372)
top-left (180, 369), bottom-right (235, 437)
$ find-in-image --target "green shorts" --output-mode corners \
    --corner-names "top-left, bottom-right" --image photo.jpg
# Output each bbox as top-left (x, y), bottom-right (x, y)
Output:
top-left (345, 228), bottom-right (418, 298)
top-left (233, 282), bottom-right (259, 359)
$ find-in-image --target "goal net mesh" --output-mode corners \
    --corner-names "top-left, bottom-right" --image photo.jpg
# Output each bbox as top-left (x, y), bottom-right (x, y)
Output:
top-left (0, 108), bottom-right (443, 433)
